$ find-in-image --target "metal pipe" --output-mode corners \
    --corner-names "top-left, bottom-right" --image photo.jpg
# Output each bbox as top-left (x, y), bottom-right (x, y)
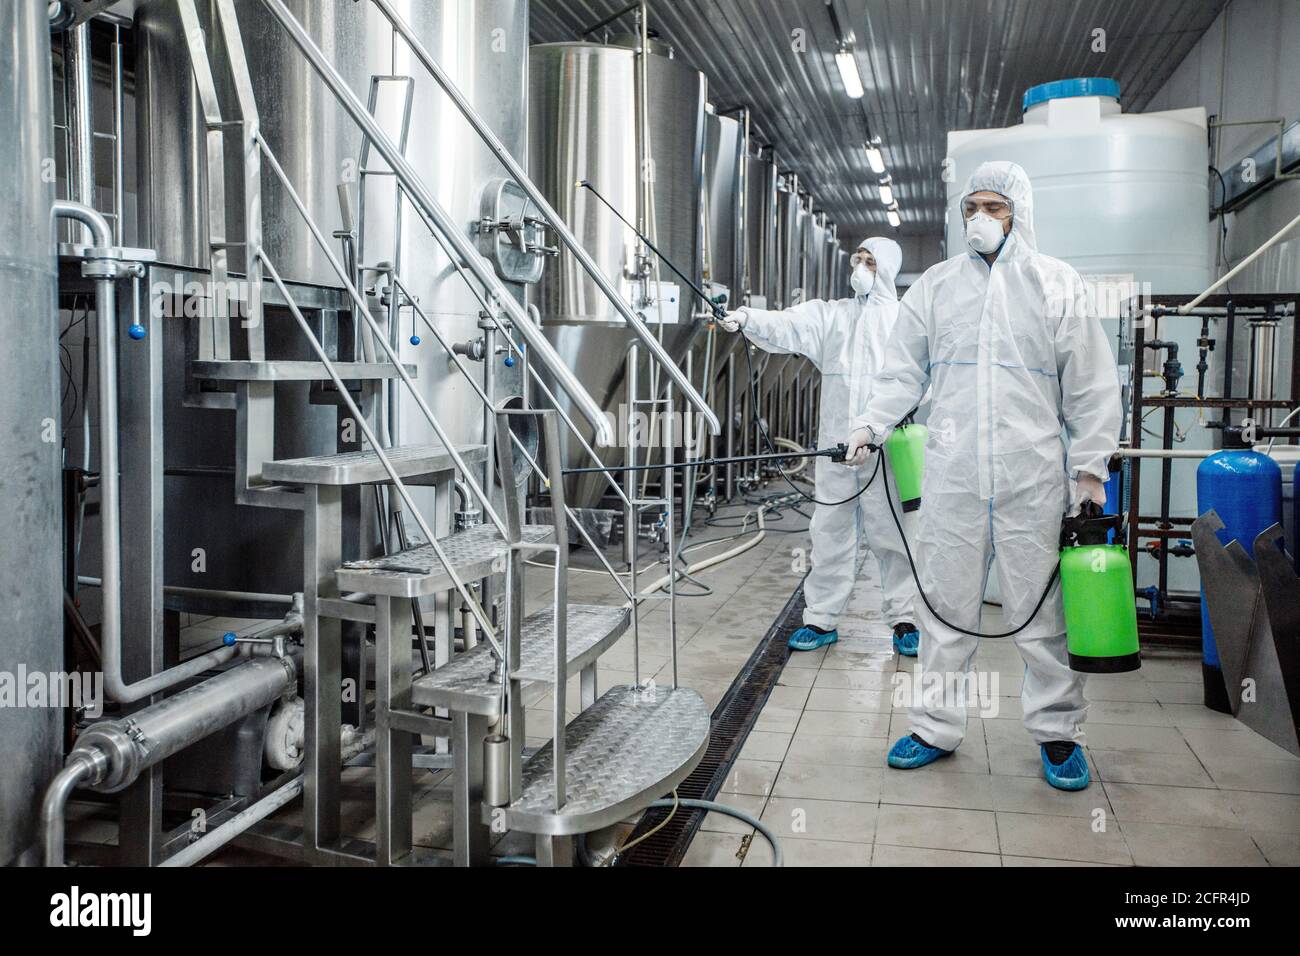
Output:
top-left (364, 0), bottom-right (719, 437)
top-left (55, 201), bottom-right (240, 703)
top-left (41, 754), bottom-right (101, 868)
top-left (259, 0), bottom-right (625, 445)
top-left (110, 26), bottom-right (125, 245)
top-left (1178, 207), bottom-right (1300, 313)
top-left (64, 22), bottom-right (95, 244)
top-left (43, 655), bottom-right (297, 864)
top-left (161, 777), bottom-right (304, 867)
top-left (1115, 448), bottom-right (1215, 459)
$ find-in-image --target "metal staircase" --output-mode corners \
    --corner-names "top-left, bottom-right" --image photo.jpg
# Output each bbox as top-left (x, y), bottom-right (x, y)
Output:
top-left (173, 0), bottom-right (717, 867)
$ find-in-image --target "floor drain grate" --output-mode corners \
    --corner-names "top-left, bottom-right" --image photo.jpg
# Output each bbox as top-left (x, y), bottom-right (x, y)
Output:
top-left (614, 582), bottom-right (805, 867)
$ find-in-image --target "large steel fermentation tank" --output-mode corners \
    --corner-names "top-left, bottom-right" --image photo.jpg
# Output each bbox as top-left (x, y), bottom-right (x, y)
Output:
top-left (745, 154), bottom-right (778, 307)
top-left (0, 0), bottom-right (62, 866)
top-left (136, 0), bottom-right (529, 595)
top-left (806, 212), bottom-right (827, 302)
top-left (702, 109), bottom-right (747, 303)
top-left (529, 40), bottom-right (707, 509)
top-left (774, 174), bottom-right (804, 311)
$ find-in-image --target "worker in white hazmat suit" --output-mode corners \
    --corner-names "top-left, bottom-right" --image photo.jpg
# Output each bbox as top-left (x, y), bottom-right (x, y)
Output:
top-left (720, 237), bottom-right (920, 656)
top-left (845, 162), bottom-right (1121, 790)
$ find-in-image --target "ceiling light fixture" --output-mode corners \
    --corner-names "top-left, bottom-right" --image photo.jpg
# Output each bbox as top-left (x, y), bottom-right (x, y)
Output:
top-left (878, 177), bottom-right (894, 206)
top-left (835, 46), bottom-right (864, 99)
top-left (864, 144), bottom-right (886, 175)
top-left (886, 206), bottom-right (901, 228)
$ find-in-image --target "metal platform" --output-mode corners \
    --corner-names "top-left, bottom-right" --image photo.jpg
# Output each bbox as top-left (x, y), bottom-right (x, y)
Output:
top-left (191, 360), bottom-right (416, 381)
top-left (408, 603), bottom-right (632, 716)
top-left (487, 685), bottom-right (710, 837)
top-left (336, 523), bottom-right (553, 598)
top-left (262, 443), bottom-right (486, 486)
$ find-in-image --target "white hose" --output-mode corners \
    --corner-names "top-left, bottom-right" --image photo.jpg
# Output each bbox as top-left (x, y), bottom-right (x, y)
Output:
top-left (636, 508), bottom-right (766, 597)
top-left (770, 436), bottom-right (810, 475)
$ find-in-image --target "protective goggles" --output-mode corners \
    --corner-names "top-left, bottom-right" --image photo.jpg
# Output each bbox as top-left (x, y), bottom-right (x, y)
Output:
top-left (961, 196), bottom-right (1014, 220)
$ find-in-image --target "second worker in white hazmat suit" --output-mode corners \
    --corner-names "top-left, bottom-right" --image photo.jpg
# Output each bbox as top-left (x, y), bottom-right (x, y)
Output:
top-left (721, 237), bottom-right (920, 656)
top-left (846, 162), bottom-right (1122, 791)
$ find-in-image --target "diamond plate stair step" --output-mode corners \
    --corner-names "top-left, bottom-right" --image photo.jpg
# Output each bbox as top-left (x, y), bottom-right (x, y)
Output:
top-left (261, 442), bottom-right (486, 486)
top-left (408, 603), bottom-right (632, 717)
top-left (191, 360), bottom-right (416, 381)
top-left (511, 603), bottom-right (630, 682)
top-left (336, 523), bottom-right (553, 598)
top-left (486, 684), bottom-right (709, 837)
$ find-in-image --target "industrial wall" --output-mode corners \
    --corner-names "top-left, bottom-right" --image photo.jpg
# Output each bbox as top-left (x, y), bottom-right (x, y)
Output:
top-left (1144, 0), bottom-right (1300, 293)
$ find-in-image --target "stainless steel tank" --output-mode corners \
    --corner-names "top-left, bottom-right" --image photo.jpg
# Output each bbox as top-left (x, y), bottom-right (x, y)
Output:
top-left (806, 211), bottom-right (827, 301)
top-left (703, 110), bottom-right (746, 302)
top-left (136, 0), bottom-right (529, 594)
top-left (831, 245), bottom-right (849, 300)
top-left (1, 0), bottom-right (62, 866)
top-left (774, 174), bottom-right (804, 310)
top-left (529, 40), bottom-right (706, 508)
top-left (745, 155), bottom-right (778, 307)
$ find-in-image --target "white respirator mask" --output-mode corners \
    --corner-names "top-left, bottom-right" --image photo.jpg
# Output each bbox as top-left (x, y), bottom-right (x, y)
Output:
top-left (964, 212), bottom-right (1007, 255)
top-left (850, 262), bottom-right (875, 296)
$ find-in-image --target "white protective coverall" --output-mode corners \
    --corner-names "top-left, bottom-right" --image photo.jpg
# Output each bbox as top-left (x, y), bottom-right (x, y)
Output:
top-left (852, 163), bottom-right (1121, 749)
top-left (739, 237), bottom-right (916, 632)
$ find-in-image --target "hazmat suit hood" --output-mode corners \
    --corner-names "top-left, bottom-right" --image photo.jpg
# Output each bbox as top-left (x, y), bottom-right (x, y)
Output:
top-left (960, 161), bottom-right (1037, 260)
top-left (858, 236), bottom-right (902, 303)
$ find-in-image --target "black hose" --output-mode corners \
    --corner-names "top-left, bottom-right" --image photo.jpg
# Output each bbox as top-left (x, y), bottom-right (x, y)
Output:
top-left (875, 452), bottom-right (1059, 639)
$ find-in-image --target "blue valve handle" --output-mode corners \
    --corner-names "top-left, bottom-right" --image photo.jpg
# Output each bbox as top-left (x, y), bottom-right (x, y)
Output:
top-left (222, 632), bottom-right (238, 646)
top-left (128, 323), bottom-right (147, 340)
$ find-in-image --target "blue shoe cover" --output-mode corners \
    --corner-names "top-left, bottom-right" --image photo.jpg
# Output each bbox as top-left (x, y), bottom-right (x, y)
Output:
top-left (1041, 743), bottom-right (1090, 791)
top-left (788, 625), bottom-right (838, 652)
top-left (892, 625), bottom-right (920, 657)
top-left (887, 734), bottom-right (951, 769)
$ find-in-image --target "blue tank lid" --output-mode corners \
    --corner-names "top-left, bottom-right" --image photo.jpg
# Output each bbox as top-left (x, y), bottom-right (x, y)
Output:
top-left (1023, 77), bottom-right (1121, 111)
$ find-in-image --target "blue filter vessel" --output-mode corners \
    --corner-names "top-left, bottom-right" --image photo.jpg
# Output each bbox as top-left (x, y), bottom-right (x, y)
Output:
top-left (1196, 447), bottom-right (1282, 713)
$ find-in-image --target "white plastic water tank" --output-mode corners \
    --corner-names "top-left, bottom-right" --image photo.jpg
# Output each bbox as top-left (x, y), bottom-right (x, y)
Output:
top-left (945, 77), bottom-right (1212, 293)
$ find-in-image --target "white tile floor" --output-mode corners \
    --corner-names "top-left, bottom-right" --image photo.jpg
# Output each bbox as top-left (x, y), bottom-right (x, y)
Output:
top-left (87, 500), bottom-right (1300, 867)
top-left (675, 505), bottom-right (1300, 868)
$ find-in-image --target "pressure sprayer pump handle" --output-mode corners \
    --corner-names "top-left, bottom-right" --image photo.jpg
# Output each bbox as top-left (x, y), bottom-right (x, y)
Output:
top-left (1060, 500), bottom-right (1121, 549)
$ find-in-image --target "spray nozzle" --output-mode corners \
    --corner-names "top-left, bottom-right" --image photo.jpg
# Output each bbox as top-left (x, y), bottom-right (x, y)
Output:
top-left (828, 443), bottom-right (849, 463)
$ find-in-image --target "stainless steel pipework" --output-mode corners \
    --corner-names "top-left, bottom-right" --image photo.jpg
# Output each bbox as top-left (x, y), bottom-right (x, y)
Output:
top-left (54, 200), bottom-right (241, 703)
top-left (43, 654), bottom-right (299, 866)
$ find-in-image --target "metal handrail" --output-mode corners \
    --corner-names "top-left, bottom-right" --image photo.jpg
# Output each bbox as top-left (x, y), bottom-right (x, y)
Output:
top-left (366, 0), bottom-right (721, 438)
top-left (257, 0), bottom-right (615, 448)
top-left (260, 253), bottom-right (505, 659)
top-left (388, 276), bottom-right (633, 601)
top-left (255, 134), bottom-right (508, 540)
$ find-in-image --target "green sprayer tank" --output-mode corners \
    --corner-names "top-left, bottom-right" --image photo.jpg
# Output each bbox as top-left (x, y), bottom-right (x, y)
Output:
top-left (885, 424), bottom-right (926, 512)
top-left (1059, 502), bottom-right (1140, 673)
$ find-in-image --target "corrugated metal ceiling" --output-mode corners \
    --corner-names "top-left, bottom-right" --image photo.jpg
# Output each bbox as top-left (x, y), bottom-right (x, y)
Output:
top-left (530, 0), bottom-right (1228, 245)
